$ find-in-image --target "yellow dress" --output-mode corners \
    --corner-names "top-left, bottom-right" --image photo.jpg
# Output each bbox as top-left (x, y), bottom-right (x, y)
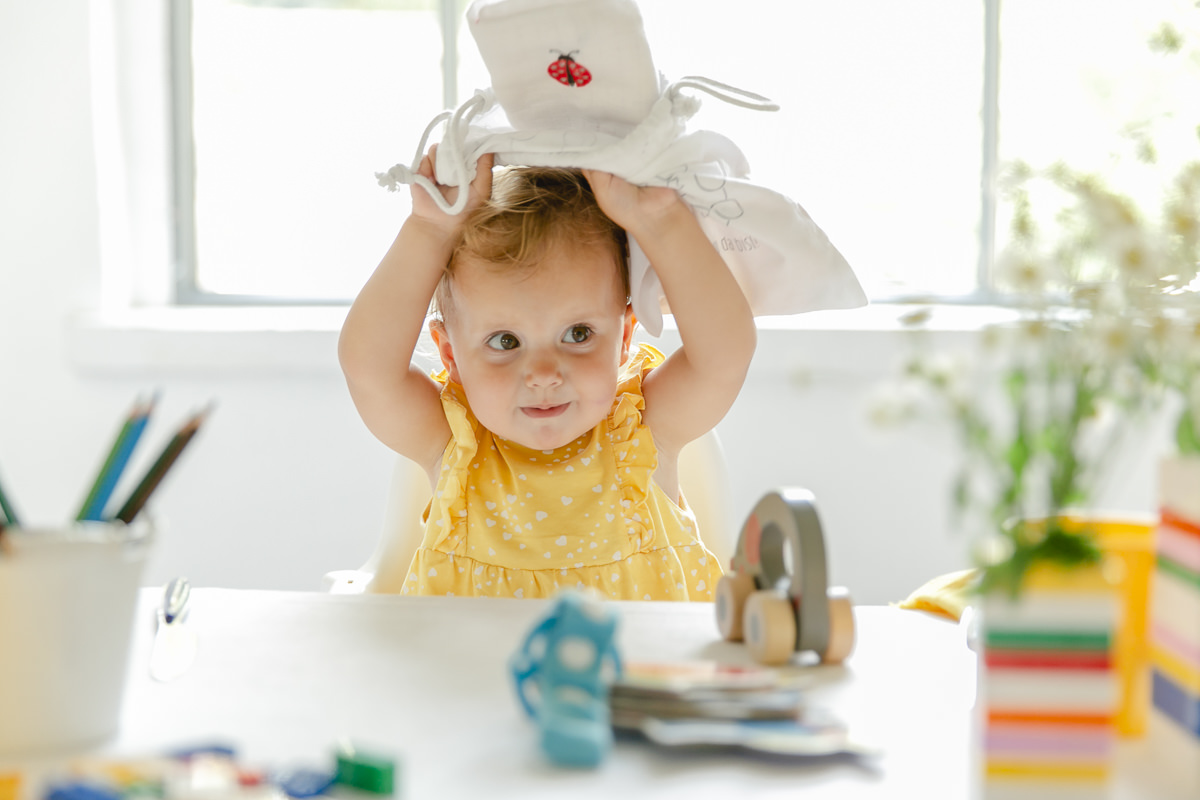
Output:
top-left (402, 344), bottom-right (723, 600)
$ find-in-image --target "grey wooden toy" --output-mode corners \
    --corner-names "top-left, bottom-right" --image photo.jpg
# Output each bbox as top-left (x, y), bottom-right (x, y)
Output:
top-left (715, 488), bottom-right (856, 666)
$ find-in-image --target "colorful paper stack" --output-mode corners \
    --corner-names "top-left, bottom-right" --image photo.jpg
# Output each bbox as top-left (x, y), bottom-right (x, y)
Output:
top-left (979, 565), bottom-right (1119, 797)
top-left (1151, 458), bottom-right (1200, 770)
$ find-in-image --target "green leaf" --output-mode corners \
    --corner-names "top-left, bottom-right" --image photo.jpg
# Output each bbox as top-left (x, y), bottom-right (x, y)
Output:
top-left (975, 520), bottom-right (1102, 599)
top-left (1177, 408), bottom-right (1200, 455)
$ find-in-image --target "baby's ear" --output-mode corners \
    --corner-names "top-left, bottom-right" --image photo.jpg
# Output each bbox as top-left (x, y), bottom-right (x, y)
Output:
top-left (429, 319), bottom-right (461, 383)
top-left (619, 304), bottom-right (635, 364)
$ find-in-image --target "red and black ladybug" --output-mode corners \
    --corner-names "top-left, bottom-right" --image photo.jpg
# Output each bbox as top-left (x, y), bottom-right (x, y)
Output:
top-left (547, 50), bottom-right (592, 87)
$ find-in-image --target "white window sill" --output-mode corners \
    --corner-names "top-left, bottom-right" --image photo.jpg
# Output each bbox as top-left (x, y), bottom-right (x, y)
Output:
top-left (66, 303), bottom-right (1008, 377)
top-left (67, 306), bottom-right (352, 376)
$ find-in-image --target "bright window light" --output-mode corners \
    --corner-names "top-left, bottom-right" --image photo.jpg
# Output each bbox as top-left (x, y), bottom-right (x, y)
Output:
top-left (172, 0), bottom-right (1196, 305)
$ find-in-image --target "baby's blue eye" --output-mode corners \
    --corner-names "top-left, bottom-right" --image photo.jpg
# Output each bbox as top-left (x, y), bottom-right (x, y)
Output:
top-left (563, 326), bottom-right (592, 344)
top-left (486, 332), bottom-right (521, 351)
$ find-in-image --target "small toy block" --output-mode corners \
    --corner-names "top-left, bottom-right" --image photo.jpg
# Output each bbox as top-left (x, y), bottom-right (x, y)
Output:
top-left (274, 767), bottom-right (336, 799)
top-left (0, 773), bottom-right (21, 800)
top-left (45, 783), bottom-right (123, 800)
top-left (334, 747), bottom-right (396, 795)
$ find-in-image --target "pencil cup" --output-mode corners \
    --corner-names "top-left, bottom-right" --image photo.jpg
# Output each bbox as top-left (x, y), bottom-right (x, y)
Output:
top-left (0, 521), bottom-right (154, 754)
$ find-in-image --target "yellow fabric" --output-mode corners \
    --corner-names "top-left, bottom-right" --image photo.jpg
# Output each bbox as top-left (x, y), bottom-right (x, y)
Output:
top-left (402, 344), bottom-right (723, 600)
top-left (895, 568), bottom-right (980, 621)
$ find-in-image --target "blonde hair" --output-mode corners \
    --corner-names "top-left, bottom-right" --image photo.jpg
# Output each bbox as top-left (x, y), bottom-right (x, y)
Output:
top-left (433, 167), bottom-right (630, 318)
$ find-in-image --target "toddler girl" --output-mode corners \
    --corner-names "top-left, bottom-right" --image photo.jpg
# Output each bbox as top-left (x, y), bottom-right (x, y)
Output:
top-left (339, 146), bottom-right (756, 600)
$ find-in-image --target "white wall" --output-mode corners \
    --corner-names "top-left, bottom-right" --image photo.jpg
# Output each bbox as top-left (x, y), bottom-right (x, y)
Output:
top-left (0, 0), bottom-right (1169, 606)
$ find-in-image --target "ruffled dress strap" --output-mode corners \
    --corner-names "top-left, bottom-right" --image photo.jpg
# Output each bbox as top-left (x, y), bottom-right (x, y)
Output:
top-left (422, 372), bottom-right (480, 553)
top-left (607, 343), bottom-right (664, 552)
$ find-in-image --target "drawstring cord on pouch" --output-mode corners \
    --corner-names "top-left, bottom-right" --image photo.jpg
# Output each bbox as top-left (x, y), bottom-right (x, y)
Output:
top-left (375, 75), bottom-right (778, 215)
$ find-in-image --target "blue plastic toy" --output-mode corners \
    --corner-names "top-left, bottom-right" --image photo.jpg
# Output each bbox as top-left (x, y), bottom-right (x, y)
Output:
top-left (45, 783), bottom-right (122, 800)
top-left (509, 590), bottom-right (622, 767)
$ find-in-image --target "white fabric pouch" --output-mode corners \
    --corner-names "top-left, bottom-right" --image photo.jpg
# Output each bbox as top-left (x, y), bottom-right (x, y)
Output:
top-left (378, 0), bottom-right (867, 334)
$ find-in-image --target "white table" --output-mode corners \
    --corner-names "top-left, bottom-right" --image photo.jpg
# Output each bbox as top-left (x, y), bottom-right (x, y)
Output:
top-left (4, 590), bottom-right (1195, 798)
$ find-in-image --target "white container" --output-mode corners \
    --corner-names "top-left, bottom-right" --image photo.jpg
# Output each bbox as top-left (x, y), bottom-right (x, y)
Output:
top-left (0, 521), bottom-right (153, 754)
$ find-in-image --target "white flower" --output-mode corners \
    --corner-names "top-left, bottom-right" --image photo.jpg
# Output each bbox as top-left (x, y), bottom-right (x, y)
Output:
top-left (1082, 313), bottom-right (1137, 362)
top-left (866, 379), bottom-right (925, 428)
top-left (994, 248), bottom-right (1053, 295)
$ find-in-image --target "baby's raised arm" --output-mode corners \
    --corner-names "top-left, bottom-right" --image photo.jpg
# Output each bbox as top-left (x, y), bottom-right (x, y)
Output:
top-left (584, 171), bottom-right (756, 458)
top-left (339, 151), bottom-right (494, 480)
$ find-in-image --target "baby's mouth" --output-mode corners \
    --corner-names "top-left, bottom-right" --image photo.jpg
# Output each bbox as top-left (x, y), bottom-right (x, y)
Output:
top-left (522, 403), bottom-right (569, 419)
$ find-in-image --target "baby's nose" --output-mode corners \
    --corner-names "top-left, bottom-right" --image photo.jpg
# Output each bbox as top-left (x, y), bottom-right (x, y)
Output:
top-left (525, 352), bottom-right (563, 387)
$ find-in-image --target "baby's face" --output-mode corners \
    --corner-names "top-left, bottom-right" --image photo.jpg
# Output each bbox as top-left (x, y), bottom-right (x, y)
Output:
top-left (437, 244), bottom-right (633, 451)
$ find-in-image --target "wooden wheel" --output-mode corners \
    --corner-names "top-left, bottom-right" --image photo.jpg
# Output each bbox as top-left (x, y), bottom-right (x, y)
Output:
top-left (822, 587), bottom-right (856, 664)
top-left (743, 591), bottom-right (796, 665)
top-left (715, 572), bottom-right (756, 641)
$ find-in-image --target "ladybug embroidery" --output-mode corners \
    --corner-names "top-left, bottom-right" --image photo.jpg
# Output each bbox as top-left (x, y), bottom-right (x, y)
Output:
top-left (547, 50), bottom-right (592, 87)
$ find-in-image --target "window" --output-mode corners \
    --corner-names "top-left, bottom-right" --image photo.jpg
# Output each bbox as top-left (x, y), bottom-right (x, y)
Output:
top-left (175, 0), bottom-right (481, 303)
top-left (164, 0), bottom-right (1196, 306)
top-left (994, 0), bottom-right (1197, 293)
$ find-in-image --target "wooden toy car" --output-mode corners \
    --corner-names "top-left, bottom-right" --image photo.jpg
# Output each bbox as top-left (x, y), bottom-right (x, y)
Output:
top-left (715, 488), bottom-right (856, 666)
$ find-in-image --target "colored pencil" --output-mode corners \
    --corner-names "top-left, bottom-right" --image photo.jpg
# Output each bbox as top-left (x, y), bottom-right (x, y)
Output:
top-left (76, 395), bottom-right (156, 521)
top-left (0, 467), bottom-right (19, 527)
top-left (113, 404), bottom-right (212, 524)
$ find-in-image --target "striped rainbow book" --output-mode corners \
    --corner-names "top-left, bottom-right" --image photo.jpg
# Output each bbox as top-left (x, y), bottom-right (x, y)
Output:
top-left (980, 564), bottom-right (1118, 795)
top-left (1152, 458), bottom-right (1200, 750)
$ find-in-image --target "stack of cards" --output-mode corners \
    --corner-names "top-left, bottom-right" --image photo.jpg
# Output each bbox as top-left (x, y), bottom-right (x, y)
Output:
top-left (610, 661), bottom-right (877, 758)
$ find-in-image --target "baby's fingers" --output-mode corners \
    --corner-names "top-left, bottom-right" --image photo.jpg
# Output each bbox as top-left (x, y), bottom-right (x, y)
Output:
top-left (469, 152), bottom-right (495, 204)
top-left (417, 144), bottom-right (438, 182)
top-left (582, 168), bottom-right (610, 192)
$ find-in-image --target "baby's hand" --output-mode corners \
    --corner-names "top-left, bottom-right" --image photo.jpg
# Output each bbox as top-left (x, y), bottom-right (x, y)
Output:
top-left (411, 146), bottom-right (494, 236)
top-left (583, 170), bottom-right (684, 235)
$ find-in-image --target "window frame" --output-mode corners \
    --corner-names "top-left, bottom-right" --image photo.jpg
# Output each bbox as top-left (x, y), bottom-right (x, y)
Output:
top-left (166, 0), bottom-right (1004, 307)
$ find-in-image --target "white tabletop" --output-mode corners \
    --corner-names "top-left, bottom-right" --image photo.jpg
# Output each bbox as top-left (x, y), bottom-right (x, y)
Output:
top-left (120, 590), bottom-right (977, 799)
top-left (4, 589), bottom-right (1195, 798)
